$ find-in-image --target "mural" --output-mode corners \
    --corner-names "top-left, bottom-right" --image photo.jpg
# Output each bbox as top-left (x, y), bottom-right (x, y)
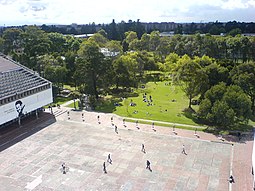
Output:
top-left (15, 100), bottom-right (25, 117)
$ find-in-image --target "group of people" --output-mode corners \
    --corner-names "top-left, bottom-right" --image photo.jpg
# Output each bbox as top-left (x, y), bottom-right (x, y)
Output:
top-left (142, 93), bottom-right (153, 107)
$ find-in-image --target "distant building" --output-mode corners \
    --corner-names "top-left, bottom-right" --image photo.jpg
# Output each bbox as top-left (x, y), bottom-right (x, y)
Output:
top-left (0, 53), bottom-right (53, 127)
top-left (100, 48), bottom-right (120, 57)
top-left (73, 34), bottom-right (94, 38)
top-left (160, 31), bottom-right (175, 37)
top-left (141, 22), bottom-right (177, 32)
top-left (242, 33), bottom-right (255, 37)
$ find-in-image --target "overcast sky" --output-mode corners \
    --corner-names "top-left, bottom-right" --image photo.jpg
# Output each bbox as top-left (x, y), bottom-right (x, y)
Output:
top-left (0, 0), bottom-right (254, 26)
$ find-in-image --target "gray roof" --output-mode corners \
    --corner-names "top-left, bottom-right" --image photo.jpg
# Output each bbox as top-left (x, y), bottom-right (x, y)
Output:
top-left (0, 56), bottom-right (21, 73)
top-left (0, 54), bottom-right (50, 99)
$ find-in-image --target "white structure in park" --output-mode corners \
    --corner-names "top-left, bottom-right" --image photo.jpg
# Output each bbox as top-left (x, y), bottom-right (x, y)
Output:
top-left (0, 54), bottom-right (53, 127)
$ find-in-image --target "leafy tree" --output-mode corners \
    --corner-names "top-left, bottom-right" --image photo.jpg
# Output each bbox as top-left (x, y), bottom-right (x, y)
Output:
top-left (149, 31), bottom-right (160, 51)
top-left (226, 36), bottom-right (241, 62)
top-left (112, 52), bottom-right (141, 89)
top-left (88, 32), bottom-right (108, 47)
top-left (64, 50), bottom-right (77, 85)
top-left (198, 83), bottom-right (251, 127)
top-left (47, 32), bottom-right (67, 54)
top-left (228, 28), bottom-right (242, 36)
top-left (74, 41), bottom-right (110, 99)
top-left (64, 35), bottom-right (81, 52)
top-left (22, 26), bottom-right (51, 74)
top-left (42, 55), bottom-right (67, 89)
top-left (124, 31), bottom-right (138, 50)
top-left (0, 37), bottom-right (4, 52)
top-left (98, 29), bottom-right (107, 38)
top-left (105, 40), bottom-right (123, 55)
top-left (137, 51), bottom-right (157, 71)
top-left (160, 53), bottom-right (180, 72)
top-left (140, 33), bottom-right (150, 51)
top-left (209, 100), bottom-right (235, 126)
top-left (239, 36), bottom-right (252, 62)
top-left (230, 62), bottom-right (255, 114)
top-left (2, 28), bottom-right (23, 55)
top-left (204, 62), bottom-right (229, 91)
top-left (173, 55), bottom-right (208, 108)
top-left (112, 57), bottom-right (134, 89)
top-left (70, 91), bottom-right (81, 110)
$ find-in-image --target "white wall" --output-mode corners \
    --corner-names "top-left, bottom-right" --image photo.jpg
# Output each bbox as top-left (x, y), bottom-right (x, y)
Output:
top-left (0, 88), bottom-right (53, 125)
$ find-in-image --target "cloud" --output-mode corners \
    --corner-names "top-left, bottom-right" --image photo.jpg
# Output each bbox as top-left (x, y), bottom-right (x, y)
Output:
top-left (0, 0), bottom-right (254, 26)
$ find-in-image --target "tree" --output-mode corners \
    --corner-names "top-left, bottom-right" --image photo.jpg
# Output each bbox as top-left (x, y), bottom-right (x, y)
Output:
top-left (160, 53), bottom-right (180, 72)
top-left (43, 55), bottom-right (67, 90)
top-left (204, 62), bottom-right (229, 91)
top-left (75, 41), bottom-right (110, 99)
top-left (105, 40), bottom-right (123, 55)
top-left (112, 57), bottom-right (134, 89)
top-left (239, 36), bottom-right (252, 63)
top-left (140, 33), bottom-right (150, 51)
top-left (124, 31), bottom-right (138, 51)
top-left (22, 26), bottom-right (51, 74)
top-left (112, 52), bottom-right (141, 89)
top-left (228, 28), bottom-right (242, 36)
top-left (0, 37), bottom-right (4, 52)
top-left (149, 31), bottom-right (160, 51)
top-left (2, 28), bottom-right (23, 55)
top-left (198, 83), bottom-right (251, 127)
top-left (173, 55), bottom-right (208, 108)
top-left (64, 50), bottom-right (77, 85)
top-left (230, 62), bottom-right (255, 115)
top-left (98, 29), bottom-right (107, 38)
top-left (70, 91), bottom-right (81, 110)
top-left (157, 36), bottom-right (172, 55)
top-left (47, 32), bottom-right (67, 54)
top-left (107, 19), bottom-right (120, 40)
top-left (88, 32), bottom-right (108, 47)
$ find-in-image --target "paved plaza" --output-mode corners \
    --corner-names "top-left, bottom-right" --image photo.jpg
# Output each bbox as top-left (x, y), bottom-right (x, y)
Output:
top-left (0, 108), bottom-right (253, 191)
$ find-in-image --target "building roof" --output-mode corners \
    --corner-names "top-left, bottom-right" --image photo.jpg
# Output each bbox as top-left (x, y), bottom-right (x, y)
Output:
top-left (0, 55), bottom-right (21, 73)
top-left (0, 54), bottom-right (50, 99)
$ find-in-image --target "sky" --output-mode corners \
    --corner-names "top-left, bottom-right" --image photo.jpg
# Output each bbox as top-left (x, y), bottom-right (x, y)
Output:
top-left (0, 0), bottom-right (254, 26)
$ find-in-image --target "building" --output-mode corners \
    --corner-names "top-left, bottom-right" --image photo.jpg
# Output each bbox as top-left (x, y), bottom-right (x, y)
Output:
top-left (100, 48), bottom-right (120, 57)
top-left (0, 54), bottom-right (53, 127)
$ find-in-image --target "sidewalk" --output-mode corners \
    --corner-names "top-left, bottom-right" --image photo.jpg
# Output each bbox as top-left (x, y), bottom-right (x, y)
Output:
top-left (52, 104), bottom-right (254, 191)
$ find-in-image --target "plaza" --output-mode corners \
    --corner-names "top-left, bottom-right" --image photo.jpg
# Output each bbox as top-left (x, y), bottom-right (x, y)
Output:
top-left (0, 108), bottom-right (253, 191)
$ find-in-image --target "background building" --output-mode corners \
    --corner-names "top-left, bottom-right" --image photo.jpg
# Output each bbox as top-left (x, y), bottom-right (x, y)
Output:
top-left (0, 54), bottom-right (53, 127)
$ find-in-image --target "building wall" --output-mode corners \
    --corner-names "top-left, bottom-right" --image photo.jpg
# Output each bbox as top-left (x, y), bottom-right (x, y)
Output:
top-left (0, 88), bottom-right (53, 125)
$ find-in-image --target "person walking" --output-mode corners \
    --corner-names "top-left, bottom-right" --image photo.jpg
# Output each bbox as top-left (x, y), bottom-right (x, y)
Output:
top-left (97, 115), bottom-right (100, 124)
top-left (107, 154), bottom-right (112, 164)
top-left (103, 162), bottom-right (107, 173)
top-left (141, 144), bottom-right (146, 153)
top-left (146, 160), bottom-right (151, 171)
top-left (115, 125), bottom-right (118, 134)
top-left (62, 163), bottom-right (66, 174)
top-left (136, 120), bottom-right (139, 129)
top-left (123, 119), bottom-right (126, 127)
top-left (182, 144), bottom-right (187, 155)
top-left (152, 122), bottom-right (155, 130)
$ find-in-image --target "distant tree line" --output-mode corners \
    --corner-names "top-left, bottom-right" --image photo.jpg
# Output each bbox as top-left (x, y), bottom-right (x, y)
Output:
top-left (0, 25), bottom-right (255, 128)
top-left (1, 20), bottom-right (254, 41)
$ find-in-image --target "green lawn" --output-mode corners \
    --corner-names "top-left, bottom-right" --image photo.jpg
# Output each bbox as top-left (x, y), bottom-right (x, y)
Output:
top-left (66, 100), bottom-right (79, 109)
top-left (97, 81), bottom-right (201, 126)
top-left (54, 97), bottom-right (72, 105)
top-left (63, 84), bottom-right (76, 91)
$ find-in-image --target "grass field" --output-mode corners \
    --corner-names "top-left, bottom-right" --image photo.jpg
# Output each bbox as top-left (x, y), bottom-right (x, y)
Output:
top-left (54, 96), bottom-right (72, 105)
top-left (96, 81), bottom-right (200, 126)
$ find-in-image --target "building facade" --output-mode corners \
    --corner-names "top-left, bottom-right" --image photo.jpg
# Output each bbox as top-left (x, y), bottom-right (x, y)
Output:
top-left (0, 54), bottom-right (53, 127)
